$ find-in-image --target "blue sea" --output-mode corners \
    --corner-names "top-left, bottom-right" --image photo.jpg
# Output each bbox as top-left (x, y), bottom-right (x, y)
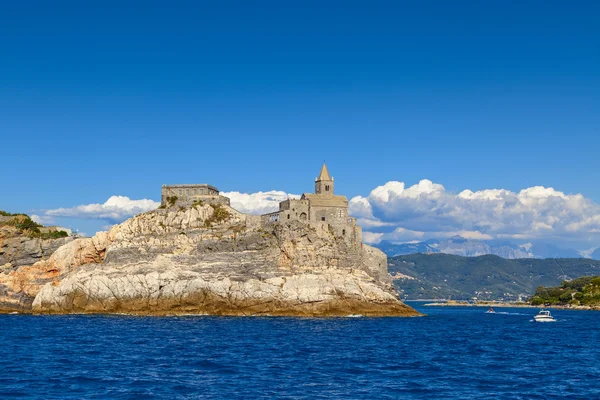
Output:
top-left (1, 304), bottom-right (599, 399)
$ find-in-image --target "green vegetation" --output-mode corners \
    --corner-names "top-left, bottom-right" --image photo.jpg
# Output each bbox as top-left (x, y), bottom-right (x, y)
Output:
top-left (0, 213), bottom-right (69, 240)
top-left (0, 210), bottom-right (26, 217)
top-left (204, 204), bottom-right (231, 227)
top-left (529, 276), bottom-right (600, 306)
top-left (166, 196), bottom-right (178, 207)
top-left (389, 253), bottom-right (600, 300)
top-left (192, 199), bottom-right (204, 208)
top-left (40, 230), bottom-right (69, 239)
top-left (5, 215), bottom-right (42, 231)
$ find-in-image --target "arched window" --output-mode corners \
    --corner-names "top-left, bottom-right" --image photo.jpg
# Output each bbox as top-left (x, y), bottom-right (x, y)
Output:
top-left (325, 185), bottom-right (330, 191)
top-left (287, 214), bottom-right (290, 219)
top-left (342, 229), bottom-right (346, 235)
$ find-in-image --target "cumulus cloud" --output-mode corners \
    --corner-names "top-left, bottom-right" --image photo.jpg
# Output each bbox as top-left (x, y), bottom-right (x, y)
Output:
top-left (35, 191), bottom-right (300, 233)
top-left (33, 180), bottom-right (600, 249)
top-left (45, 196), bottom-right (160, 223)
top-left (362, 231), bottom-right (384, 245)
top-left (223, 190), bottom-right (299, 215)
top-left (30, 214), bottom-right (56, 225)
top-left (353, 179), bottom-right (600, 246)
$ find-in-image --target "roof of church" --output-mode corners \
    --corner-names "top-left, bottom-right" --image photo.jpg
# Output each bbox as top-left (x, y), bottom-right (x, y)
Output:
top-left (301, 193), bottom-right (348, 207)
top-left (317, 163), bottom-right (332, 181)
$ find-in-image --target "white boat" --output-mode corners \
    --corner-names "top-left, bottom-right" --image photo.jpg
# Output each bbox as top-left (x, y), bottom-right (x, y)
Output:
top-left (486, 307), bottom-right (495, 314)
top-left (533, 309), bottom-right (556, 322)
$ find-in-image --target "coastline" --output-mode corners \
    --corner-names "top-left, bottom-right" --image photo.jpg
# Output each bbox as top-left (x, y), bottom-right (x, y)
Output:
top-left (2, 298), bottom-right (422, 317)
top-left (421, 300), bottom-right (600, 311)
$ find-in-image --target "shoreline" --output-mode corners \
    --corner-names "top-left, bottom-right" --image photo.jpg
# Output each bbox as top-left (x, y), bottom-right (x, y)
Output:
top-left (1, 299), bottom-right (423, 318)
top-left (421, 300), bottom-right (600, 311)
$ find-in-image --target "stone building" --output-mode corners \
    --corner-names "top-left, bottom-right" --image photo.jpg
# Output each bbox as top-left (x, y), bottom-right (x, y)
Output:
top-left (161, 184), bottom-right (230, 206)
top-left (262, 164), bottom-right (362, 248)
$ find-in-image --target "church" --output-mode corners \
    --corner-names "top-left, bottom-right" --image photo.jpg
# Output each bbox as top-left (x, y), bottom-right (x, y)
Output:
top-left (262, 164), bottom-right (362, 247)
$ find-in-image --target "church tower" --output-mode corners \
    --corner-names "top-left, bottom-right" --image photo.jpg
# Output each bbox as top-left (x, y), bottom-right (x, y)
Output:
top-left (315, 163), bottom-right (334, 196)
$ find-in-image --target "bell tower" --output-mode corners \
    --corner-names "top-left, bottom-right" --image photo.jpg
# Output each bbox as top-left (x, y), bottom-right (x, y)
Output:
top-left (315, 163), bottom-right (334, 196)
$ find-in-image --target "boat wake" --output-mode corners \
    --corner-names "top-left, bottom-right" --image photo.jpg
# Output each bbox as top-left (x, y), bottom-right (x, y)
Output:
top-left (495, 311), bottom-right (529, 316)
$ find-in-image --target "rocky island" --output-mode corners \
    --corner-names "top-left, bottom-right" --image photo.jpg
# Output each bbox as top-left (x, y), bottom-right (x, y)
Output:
top-left (1, 165), bottom-right (419, 317)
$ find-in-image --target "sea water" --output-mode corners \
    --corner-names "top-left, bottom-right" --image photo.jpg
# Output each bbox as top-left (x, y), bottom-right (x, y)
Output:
top-left (1, 304), bottom-right (599, 399)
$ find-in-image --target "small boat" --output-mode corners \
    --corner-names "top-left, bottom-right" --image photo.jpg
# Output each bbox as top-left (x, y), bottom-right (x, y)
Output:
top-left (533, 309), bottom-right (556, 322)
top-left (486, 307), bottom-right (495, 314)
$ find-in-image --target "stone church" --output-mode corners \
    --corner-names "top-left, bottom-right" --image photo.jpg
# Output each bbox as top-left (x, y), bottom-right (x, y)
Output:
top-left (161, 164), bottom-right (363, 248)
top-left (262, 164), bottom-right (362, 248)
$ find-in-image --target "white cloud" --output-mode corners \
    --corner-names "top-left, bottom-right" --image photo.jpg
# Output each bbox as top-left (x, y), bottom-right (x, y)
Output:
top-left (349, 196), bottom-right (373, 218)
top-left (33, 180), bottom-right (600, 249)
top-left (223, 190), bottom-right (299, 215)
top-left (35, 191), bottom-right (300, 233)
top-left (449, 231), bottom-right (494, 241)
top-left (30, 214), bottom-right (55, 225)
top-left (355, 179), bottom-right (600, 247)
top-left (362, 232), bottom-right (384, 244)
top-left (45, 196), bottom-right (160, 222)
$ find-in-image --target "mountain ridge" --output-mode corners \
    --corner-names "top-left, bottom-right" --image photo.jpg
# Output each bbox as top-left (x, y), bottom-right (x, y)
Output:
top-left (389, 253), bottom-right (600, 300)
top-left (375, 236), bottom-right (591, 260)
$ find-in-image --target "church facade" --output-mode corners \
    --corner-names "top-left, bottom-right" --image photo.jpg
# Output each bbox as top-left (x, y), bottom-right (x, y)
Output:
top-left (262, 164), bottom-right (362, 248)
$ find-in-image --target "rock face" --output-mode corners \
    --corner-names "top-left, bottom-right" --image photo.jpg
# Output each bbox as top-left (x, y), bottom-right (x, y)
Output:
top-left (4, 204), bottom-right (419, 316)
top-left (0, 223), bottom-right (75, 311)
top-left (0, 226), bottom-right (73, 268)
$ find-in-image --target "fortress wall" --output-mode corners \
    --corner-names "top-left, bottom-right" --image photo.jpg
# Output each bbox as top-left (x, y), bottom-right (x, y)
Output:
top-left (161, 184), bottom-right (221, 206)
top-left (279, 200), bottom-right (290, 211)
top-left (200, 195), bottom-right (230, 206)
top-left (244, 214), bottom-right (263, 230)
top-left (261, 212), bottom-right (280, 224)
top-left (168, 195), bottom-right (231, 208)
top-left (279, 200), bottom-right (309, 222)
top-left (354, 225), bottom-right (363, 249)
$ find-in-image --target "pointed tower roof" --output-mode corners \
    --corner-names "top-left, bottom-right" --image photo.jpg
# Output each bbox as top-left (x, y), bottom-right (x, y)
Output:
top-left (317, 163), bottom-right (332, 181)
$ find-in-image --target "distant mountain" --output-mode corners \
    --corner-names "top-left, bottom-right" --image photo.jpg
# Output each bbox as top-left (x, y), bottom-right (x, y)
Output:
top-left (375, 240), bottom-right (438, 256)
top-left (375, 236), bottom-right (589, 260)
top-left (591, 248), bottom-right (600, 260)
top-left (389, 253), bottom-right (600, 300)
top-left (527, 243), bottom-right (582, 259)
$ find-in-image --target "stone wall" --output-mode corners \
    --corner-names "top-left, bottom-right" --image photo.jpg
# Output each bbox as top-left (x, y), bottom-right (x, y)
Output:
top-left (167, 195), bottom-right (231, 208)
top-left (161, 184), bottom-right (221, 206)
top-left (278, 199), bottom-right (309, 222)
top-left (261, 211), bottom-right (280, 224)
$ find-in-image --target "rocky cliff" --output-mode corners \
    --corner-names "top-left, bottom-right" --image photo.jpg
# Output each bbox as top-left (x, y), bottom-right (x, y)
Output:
top-left (0, 218), bottom-right (75, 311)
top-left (1, 204), bottom-right (419, 316)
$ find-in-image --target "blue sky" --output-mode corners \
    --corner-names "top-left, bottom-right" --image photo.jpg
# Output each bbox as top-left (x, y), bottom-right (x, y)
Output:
top-left (1, 1), bottom-right (599, 247)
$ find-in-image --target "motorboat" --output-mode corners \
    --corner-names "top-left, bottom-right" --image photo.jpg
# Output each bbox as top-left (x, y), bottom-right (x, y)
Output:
top-left (486, 307), bottom-right (495, 314)
top-left (533, 309), bottom-right (556, 322)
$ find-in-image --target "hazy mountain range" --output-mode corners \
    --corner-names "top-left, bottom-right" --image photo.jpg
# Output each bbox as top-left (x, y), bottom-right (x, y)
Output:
top-left (375, 236), bottom-right (598, 260)
top-left (388, 253), bottom-right (600, 300)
